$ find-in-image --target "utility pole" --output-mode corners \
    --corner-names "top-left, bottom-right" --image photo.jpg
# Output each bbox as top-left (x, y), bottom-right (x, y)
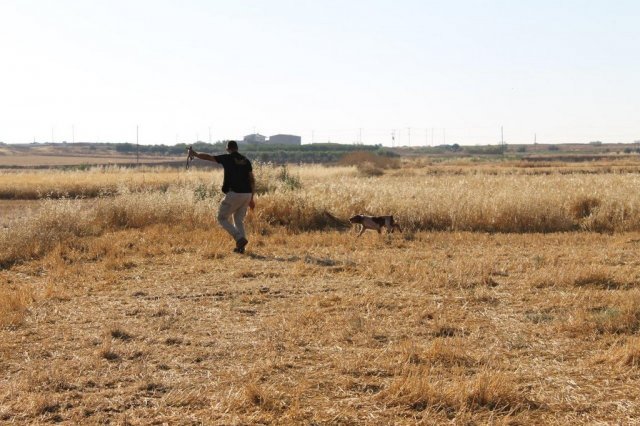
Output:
top-left (534, 133), bottom-right (537, 144)
top-left (391, 130), bottom-right (396, 147)
top-left (136, 125), bottom-right (139, 165)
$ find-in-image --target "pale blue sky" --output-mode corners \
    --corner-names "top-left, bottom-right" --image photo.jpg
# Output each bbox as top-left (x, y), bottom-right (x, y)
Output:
top-left (1, 0), bottom-right (638, 145)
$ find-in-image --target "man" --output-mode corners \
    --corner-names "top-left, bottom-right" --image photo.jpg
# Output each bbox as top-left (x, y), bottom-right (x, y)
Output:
top-left (188, 140), bottom-right (256, 254)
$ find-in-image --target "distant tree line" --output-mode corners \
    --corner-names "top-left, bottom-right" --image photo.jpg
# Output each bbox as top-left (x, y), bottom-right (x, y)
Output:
top-left (113, 141), bottom-right (396, 164)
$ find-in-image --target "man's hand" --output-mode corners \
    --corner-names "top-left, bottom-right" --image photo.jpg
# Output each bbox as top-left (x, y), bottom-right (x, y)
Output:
top-left (185, 146), bottom-right (196, 169)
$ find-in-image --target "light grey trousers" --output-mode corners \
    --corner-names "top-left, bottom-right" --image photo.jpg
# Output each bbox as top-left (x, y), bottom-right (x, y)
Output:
top-left (217, 191), bottom-right (252, 241)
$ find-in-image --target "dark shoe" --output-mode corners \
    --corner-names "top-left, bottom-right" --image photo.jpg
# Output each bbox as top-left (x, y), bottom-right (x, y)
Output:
top-left (236, 237), bottom-right (248, 250)
top-left (233, 247), bottom-right (245, 254)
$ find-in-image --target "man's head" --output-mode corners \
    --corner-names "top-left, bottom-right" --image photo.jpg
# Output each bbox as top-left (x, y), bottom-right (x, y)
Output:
top-left (226, 140), bottom-right (239, 152)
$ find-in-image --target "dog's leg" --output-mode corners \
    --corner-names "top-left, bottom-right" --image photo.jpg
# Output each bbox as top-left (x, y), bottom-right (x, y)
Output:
top-left (384, 217), bottom-right (392, 234)
top-left (388, 216), bottom-right (401, 233)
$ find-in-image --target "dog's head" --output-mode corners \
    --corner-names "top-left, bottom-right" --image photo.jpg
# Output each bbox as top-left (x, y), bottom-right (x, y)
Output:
top-left (349, 215), bottom-right (364, 224)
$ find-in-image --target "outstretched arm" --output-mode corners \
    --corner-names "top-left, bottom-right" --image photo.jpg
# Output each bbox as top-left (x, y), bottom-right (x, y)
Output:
top-left (188, 147), bottom-right (218, 163)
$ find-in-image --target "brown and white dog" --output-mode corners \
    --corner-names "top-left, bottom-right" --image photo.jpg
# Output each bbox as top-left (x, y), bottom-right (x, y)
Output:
top-left (349, 215), bottom-right (402, 237)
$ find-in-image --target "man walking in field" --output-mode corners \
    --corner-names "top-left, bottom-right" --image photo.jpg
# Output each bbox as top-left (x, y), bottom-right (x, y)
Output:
top-left (187, 141), bottom-right (255, 253)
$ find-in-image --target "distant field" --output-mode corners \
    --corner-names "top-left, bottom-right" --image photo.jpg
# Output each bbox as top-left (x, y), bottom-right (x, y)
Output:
top-left (0, 154), bottom-right (183, 167)
top-left (3, 140), bottom-right (640, 168)
top-left (0, 141), bottom-right (187, 167)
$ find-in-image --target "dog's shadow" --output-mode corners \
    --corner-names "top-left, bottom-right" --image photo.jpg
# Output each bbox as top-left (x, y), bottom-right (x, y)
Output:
top-left (246, 253), bottom-right (300, 263)
top-left (247, 252), bottom-right (354, 268)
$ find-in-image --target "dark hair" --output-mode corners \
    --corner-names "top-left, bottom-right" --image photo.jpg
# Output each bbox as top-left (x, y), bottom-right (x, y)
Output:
top-left (226, 140), bottom-right (238, 151)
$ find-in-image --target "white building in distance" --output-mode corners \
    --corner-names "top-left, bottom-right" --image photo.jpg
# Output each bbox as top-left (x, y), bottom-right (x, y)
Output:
top-left (242, 133), bottom-right (302, 145)
top-left (243, 133), bottom-right (266, 144)
top-left (267, 134), bottom-right (301, 145)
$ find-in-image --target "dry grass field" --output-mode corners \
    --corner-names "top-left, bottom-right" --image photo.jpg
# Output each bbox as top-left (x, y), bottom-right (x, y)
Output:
top-left (0, 143), bottom-right (182, 168)
top-left (2, 159), bottom-right (640, 424)
top-left (0, 155), bottom-right (179, 168)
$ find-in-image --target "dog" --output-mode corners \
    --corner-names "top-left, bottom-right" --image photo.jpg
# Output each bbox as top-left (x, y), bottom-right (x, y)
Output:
top-left (349, 214), bottom-right (402, 237)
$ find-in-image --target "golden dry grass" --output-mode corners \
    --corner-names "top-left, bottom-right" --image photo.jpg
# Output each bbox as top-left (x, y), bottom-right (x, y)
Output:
top-left (0, 153), bottom-right (182, 167)
top-left (0, 167), bottom-right (200, 199)
top-left (3, 229), bottom-right (640, 423)
top-left (4, 161), bottom-right (640, 234)
top-left (2, 161), bottom-right (640, 423)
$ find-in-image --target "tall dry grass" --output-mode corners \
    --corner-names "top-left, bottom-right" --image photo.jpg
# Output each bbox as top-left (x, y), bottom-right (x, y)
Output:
top-left (0, 166), bottom-right (212, 199)
top-left (0, 163), bottom-right (342, 199)
top-left (0, 191), bottom-right (216, 267)
top-left (257, 172), bottom-right (640, 233)
top-left (4, 163), bottom-right (640, 267)
top-left (339, 151), bottom-right (401, 176)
